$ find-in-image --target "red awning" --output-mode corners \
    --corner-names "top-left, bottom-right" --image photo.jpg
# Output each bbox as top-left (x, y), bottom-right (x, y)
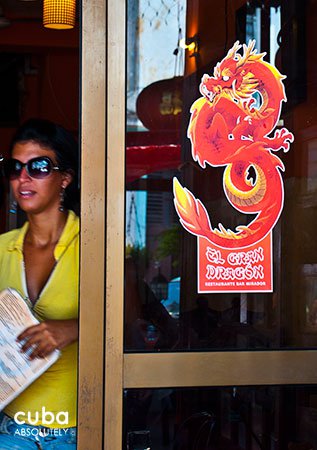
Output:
top-left (126, 144), bottom-right (181, 183)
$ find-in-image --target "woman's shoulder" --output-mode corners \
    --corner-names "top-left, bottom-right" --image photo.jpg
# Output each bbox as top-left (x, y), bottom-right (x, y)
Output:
top-left (0, 227), bottom-right (24, 250)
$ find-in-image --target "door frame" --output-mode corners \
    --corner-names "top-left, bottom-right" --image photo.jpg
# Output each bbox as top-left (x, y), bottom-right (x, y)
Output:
top-left (78, 0), bottom-right (317, 448)
top-left (77, 0), bottom-right (106, 448)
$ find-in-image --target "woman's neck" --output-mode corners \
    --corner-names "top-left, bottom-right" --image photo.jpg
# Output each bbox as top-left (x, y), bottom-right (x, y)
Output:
top-left (25, 210), bottom-right (68, 248)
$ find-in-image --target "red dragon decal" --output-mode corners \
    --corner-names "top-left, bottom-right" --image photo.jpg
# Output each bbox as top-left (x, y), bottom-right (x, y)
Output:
top-left (174, 40), bottom-right (294, 249)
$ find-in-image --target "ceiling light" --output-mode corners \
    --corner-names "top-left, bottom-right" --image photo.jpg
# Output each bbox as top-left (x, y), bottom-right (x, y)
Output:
top-left (43, 0), bottom-right (76, 30)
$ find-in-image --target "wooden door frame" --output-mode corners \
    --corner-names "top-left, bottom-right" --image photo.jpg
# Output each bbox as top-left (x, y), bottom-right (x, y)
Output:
top-left (78, 1), bottom-right (317, 448)
top-left (77, 0), bottom-right (107, 448)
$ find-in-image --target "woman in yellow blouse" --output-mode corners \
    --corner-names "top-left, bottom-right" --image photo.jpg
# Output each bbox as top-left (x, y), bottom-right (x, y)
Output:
top-left (0, 118), bottom-right (79, 449)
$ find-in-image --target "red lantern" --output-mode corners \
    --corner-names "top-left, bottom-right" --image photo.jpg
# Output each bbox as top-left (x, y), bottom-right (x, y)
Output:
top-left (136, 76), bottom-right (183, 131)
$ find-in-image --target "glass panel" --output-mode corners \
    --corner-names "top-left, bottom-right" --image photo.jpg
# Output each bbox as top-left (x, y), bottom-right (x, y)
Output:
top-left (124, 385), bottom-right (317, 450)
top-left (125, 0), bottom-right (317, 351)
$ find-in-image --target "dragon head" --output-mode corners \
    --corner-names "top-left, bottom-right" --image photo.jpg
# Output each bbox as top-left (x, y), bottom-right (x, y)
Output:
top-left (200, 40), bottom-right (264, 104)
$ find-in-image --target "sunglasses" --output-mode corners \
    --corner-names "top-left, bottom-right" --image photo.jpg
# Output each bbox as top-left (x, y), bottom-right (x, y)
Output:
top-left (4, 156), bottom-right (60, 180)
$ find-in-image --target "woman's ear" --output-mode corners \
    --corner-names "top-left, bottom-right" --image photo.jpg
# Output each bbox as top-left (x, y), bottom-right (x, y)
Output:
top-left (61, 170), bottom-right (74, 189)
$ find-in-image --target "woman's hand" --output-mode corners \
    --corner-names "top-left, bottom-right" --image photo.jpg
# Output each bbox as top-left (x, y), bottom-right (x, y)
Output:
top-left (16, 319), bottom-right (78, 360)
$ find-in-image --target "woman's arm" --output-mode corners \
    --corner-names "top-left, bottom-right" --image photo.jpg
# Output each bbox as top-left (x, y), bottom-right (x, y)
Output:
top-left (17, 319), bottom-right (78, 359)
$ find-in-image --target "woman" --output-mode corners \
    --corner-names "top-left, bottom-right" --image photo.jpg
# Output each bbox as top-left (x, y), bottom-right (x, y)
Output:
top-left (0, 118), bottom-right (79, 449)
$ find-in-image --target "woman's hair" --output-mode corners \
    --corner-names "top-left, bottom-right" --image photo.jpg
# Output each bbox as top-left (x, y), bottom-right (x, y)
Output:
top-left (10, 118), bottom-right (80, 212)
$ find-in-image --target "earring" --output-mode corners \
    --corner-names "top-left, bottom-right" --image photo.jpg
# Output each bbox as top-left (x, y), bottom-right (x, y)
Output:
top-left (59, 187), bottom-right (65, 212)
top-left (9, 200), bottom-right (17, 214)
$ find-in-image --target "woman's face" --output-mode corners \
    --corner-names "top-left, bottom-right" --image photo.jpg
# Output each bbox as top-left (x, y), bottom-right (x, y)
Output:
top-left (10, 140), bottom-right (72, 215)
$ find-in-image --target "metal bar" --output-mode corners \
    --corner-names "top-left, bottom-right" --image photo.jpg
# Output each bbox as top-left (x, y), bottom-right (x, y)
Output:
top-left (124, 351), bottom-right (317, 388)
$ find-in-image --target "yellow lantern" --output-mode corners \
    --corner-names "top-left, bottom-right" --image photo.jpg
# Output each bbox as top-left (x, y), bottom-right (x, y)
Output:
top-left (43, 0), bottom-right (76, 30)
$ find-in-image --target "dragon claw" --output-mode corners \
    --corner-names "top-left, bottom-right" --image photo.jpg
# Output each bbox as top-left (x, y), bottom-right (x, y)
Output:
top-left (269, 128), bottom-right (294, 152)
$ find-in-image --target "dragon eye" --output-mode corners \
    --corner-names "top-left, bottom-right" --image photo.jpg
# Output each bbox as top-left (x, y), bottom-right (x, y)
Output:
top-left (222, 75), bottom-right (230, 82)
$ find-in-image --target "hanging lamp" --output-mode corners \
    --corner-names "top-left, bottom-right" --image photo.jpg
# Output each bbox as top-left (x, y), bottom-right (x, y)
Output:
top-left (43, 0), bottom-right (76, 30)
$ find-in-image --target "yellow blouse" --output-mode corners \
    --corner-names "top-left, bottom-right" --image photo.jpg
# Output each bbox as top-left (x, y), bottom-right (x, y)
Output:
top-left (0, 211), bottom-right (79, 428)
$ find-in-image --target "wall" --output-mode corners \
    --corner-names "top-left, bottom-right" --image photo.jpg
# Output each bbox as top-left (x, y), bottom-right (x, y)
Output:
top-left (0, 19), bottom-right (79, 232)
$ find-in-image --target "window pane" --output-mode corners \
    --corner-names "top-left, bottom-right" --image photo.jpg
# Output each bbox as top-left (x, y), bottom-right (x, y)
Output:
top-left (124, 385), bottom-right (317, 450)
top-left (125, 0), bottom-right (317, 351)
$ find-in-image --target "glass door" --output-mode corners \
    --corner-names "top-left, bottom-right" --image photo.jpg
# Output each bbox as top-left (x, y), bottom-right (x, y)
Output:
top-left (104, 0), bottom-right (317, 448)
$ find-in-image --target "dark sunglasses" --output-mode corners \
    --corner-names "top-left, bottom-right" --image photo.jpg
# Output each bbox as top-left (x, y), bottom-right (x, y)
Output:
top-left (4, 156), bottom-right (60, 180)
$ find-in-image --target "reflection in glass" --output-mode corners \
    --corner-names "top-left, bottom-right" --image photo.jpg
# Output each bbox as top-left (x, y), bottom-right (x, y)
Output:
top-left (125, 0), bottom-right (317, 351)
top-left (124, 385), bottom-right (317, 450)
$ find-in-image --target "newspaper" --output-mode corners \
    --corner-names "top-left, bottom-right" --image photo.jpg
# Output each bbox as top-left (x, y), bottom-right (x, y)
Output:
top-left (0, 288), bottom-right (60, 411)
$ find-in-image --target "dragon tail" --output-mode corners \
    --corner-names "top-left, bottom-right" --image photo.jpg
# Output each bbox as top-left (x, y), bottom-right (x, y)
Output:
top-left (173, 177), bottom-right (282, 249)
